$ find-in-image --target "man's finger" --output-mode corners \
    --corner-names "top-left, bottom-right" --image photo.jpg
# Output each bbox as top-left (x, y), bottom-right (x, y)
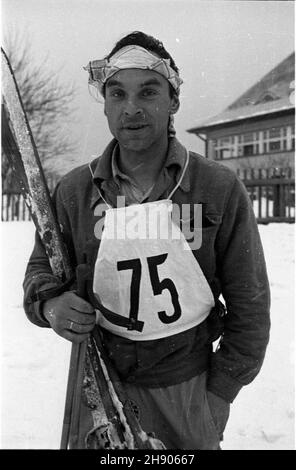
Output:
top-left (66, 310), bottom-right (96, 326)
top-left (65, 319), bottom-right (95, 334)
top-left (68, 293), bottom-right (95, 314)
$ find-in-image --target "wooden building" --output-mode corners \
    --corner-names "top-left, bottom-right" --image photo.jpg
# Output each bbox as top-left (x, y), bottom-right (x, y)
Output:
top-left (187, 53), bottom-right (295, 173)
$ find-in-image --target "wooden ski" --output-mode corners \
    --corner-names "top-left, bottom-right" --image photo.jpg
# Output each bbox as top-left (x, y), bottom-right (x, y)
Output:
top-left (1, 47), bottom-right (165, 450)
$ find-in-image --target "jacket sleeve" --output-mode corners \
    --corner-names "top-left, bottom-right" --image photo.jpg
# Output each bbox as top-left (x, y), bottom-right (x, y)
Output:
top-left (207, 176), bottom-right (271, 403)
top-left (23, 182), bottom-right (74, 328)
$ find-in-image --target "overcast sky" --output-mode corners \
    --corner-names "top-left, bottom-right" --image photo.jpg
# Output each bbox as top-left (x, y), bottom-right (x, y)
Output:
top-left (2, 0), bottom-right (295, 172)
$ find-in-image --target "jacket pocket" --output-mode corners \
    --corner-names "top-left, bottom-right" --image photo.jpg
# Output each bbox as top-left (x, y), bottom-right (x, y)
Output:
top-left (207, 300), bottom-right (226, 342)
top-left (182, 210), bottom-right (222, 250)
top-left (191, 213), bottom-right (222, 251)
top-left (202, 213), bottom-right (222, 229)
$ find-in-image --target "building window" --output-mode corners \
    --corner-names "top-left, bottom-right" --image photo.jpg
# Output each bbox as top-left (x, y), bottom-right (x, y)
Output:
top-left (269, 140), bottom-right (281, 151)
top-left (237, 132), bottom-right (260, 157)
top-left (243, 144), bottom-right (255, 156)
top-left (269, 128), bottom-right (281, 138)
top-left (263, 126), bottom-right (291, 153)
top-left (214, 136), bottom-right (234, 159)
top-left (211, 125), bottom-right (294, 160)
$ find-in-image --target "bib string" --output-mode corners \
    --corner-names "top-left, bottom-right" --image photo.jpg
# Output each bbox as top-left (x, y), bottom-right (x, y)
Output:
top-left (88, 162), bottom-right (113, 209)
top-left (89, 148), bottom-right (189, 207)
top-left (167, 149), bottom-right (189, 200)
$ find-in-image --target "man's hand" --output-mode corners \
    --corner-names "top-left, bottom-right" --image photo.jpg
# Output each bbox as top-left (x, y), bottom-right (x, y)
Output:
top-left (43, 291), bottom-right (96, 343)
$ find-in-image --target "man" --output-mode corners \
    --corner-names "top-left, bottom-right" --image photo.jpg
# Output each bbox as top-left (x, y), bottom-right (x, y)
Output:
top-left (23, 31), bottom-right (270, 450)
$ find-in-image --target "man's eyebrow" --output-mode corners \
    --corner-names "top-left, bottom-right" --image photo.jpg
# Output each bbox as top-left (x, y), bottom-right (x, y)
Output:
top-left (139, 78), bottom-right (163, 87)
top-left (105, 79), bottom-right (123, 88)
top-left (105, 77), bottom-right (163, 88)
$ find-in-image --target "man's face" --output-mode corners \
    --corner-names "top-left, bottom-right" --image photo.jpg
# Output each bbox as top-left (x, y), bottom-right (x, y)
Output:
top-left (104, 68), bottom-right (179, 152)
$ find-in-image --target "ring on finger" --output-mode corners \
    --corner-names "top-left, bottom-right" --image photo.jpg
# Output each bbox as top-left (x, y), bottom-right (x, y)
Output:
top-left (69, 321), bottom-right (74, 330)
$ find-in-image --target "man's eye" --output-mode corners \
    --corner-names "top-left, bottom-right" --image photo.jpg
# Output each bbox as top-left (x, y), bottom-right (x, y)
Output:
top-left (142, 89), bottom-right (157, 97)
top-left (110, 89), bottom-right (124, 98)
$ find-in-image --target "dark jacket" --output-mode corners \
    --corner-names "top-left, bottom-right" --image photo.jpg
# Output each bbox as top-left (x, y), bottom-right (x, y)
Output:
top-left (23, 138), bottom-right (270, 403)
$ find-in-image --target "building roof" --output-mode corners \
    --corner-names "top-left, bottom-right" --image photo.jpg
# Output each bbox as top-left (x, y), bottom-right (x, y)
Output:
top-left (188, 52), bottom-right (295, 134)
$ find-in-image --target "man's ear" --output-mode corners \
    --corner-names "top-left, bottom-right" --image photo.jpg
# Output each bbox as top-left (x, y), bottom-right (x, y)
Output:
top-left (169, 95), bottom-right (180, 115)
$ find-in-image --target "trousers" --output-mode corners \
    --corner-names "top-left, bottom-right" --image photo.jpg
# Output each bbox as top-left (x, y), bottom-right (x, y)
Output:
top-left (122, 372), bottom-right (222, 450)
top-left (73, 371), bottom-right (226, 450)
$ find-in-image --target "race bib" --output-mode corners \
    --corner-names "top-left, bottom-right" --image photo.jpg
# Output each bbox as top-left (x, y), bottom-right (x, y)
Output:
top-left (93, 200), bottom-right (214, 340)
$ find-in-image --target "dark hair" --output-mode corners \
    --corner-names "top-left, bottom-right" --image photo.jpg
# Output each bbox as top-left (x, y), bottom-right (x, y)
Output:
top-left (104, 31), bottom-right (179, 98)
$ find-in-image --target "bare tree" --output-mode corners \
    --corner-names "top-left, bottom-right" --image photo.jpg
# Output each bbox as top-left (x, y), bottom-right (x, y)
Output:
top-left (2, 32), bottom-right (77, 190)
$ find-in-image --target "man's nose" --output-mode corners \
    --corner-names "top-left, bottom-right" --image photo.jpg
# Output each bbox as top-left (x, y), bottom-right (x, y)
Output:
top-left (123, 99), bottom-right (144, 118)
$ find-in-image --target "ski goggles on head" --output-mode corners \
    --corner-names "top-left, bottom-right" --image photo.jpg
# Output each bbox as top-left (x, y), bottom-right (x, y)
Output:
top-left (84, 45), bottom-right (183, 96)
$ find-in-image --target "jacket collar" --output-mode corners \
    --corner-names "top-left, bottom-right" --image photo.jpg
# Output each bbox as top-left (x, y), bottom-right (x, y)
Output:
top-left (90, 137), bottom-right (190, 208)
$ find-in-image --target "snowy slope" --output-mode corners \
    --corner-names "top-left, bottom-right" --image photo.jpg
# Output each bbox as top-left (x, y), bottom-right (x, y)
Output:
top-left (0, 221), bottom-right (294, 449)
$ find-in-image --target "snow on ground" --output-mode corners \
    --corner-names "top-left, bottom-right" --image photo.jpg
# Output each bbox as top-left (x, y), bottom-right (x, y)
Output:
top-left (0, 221), bottom-right (294, 449)
top-left (0, 222), bottom-right (71, 449)
top-left (223, 223), bottom-right (295, 450)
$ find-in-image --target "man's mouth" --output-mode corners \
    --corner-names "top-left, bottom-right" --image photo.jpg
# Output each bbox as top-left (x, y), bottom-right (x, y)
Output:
top-left (122, 123), bottom-right (148, 130)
